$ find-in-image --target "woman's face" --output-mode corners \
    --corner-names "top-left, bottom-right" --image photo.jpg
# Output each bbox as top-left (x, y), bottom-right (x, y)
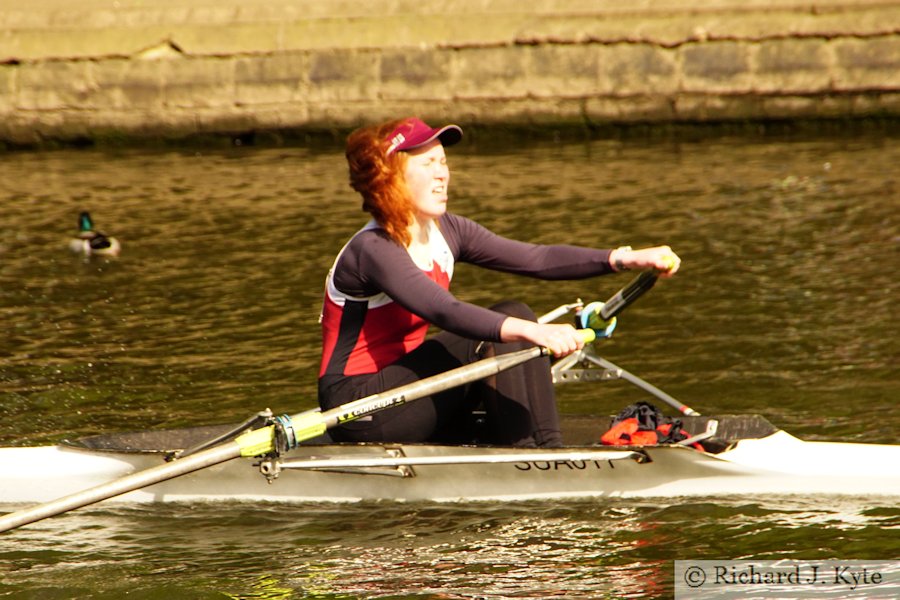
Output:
top-left (403, 140), bottom-right (450, 221)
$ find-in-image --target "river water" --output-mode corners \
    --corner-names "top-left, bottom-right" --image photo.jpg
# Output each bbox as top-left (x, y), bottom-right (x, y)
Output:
top-left (1, 130), bottom-right (898, 598)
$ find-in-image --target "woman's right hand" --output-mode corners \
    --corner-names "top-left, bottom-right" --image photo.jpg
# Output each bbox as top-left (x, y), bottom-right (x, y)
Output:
top-left (500, 319), bottom-right (586, 357)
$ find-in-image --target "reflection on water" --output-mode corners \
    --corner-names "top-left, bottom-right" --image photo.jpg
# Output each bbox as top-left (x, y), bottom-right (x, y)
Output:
top-left (0, 132), bottom-right (898, 598)
top-left (2, 497), bottom-right (897, 598)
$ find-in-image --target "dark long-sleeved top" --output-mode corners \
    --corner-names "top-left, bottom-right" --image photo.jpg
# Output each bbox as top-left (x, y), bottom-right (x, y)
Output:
top-left (319, 213), bottom-right (614, 378)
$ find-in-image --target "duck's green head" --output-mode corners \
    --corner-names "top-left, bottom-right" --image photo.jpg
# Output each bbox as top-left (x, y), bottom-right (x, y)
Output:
top-left (78, 211), bottom-right (94, 233)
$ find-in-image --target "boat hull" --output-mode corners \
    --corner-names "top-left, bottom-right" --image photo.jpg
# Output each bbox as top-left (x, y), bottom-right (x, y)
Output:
top-left (2, 424), bottom-right (899, 506)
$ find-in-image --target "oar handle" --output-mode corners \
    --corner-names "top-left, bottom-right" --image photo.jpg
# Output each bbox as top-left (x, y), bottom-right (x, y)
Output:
top-left (578, 328), bottom-right (596, 344)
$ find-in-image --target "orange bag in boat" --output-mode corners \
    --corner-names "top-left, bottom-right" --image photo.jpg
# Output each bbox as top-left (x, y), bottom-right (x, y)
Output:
top-left (601, 417), bottom-right (657, 445)
top-left (600, 402), bottom-right (704, 450)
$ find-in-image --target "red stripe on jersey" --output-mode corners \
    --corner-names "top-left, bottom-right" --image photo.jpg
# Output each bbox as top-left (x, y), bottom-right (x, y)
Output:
top-left (319, 263), bottom-right (451, 377)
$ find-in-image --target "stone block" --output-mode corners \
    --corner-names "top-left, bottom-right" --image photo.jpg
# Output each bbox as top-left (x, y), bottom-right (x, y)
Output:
top-left (32, 109), bottom-right (89, 140)
top-left (832, 36), bottom-right (900, 90)
top-left (460, 97), bottom-right (587, 126)
top-left (159, 56), bottom-right (236, 108)
top-left (596, 44), bottom-right (678, 96)
top-left (681, 41), bottom-right (754, 93)
top-left (235, 104), bottom-right (301, 130)
top-left (583, 96), bottom-right (621, 121)
top-left (378, 48), bottom-right (456, 104)
top-left (450, 47), bottom-right (530, 98)
top-left (0, 66), bottom-right (15, 114)
top-left (89, 59), bottom-right (166, 110)
top-left (673, 93), bottom-right (766, 122)
top-left (15, 61), bottom-right (94, 110)
top-left (757, 38), bottom-right (829, 73)
top-left (753, 38), bottom-right (831, 94)
top-left (380, 48), bottom-right (453, 93)
top-left (235, 54), bottom-right (308, 105)
top-left (584, 94), bottom-right (675, 122)
top-left (193, 107), bottom-right (263, 133)
top-left (525, 45), bottom-right (599, 97)
top-left (618, 95), bottom-right (676, 122)
top-left (306, 101), bottom-right (385, 127)
top-left (83, 109), bottom-right (160, 137)
top-left (306, 49), bottom-right (379, 102)
top-left (109, 108), bottom-right (196, 138)
top-left (861, 90), bottom-right (900, 115)
top-left (759, 95), bottom-right (824, 118)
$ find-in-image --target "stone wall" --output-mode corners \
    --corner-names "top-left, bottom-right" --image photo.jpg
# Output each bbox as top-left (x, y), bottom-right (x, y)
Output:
top-left (1, 0), bottom-right (898, 145)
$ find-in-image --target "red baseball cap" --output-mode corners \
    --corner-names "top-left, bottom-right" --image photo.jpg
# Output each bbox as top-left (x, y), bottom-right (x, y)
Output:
top-left (385, 118), bottom-right (463, 156)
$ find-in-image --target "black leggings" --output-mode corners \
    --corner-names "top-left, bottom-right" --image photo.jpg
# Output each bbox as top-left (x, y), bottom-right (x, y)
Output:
top-left (318, 301), bottom-right (561, 447)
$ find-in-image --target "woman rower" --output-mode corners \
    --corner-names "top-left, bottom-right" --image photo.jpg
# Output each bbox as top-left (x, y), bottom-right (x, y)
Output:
top-left (318, 117), bottom-right (680, 447)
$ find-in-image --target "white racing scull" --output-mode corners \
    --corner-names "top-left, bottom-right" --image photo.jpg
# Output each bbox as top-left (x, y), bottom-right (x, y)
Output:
top-left (1, 405), bottom-right (898, 507)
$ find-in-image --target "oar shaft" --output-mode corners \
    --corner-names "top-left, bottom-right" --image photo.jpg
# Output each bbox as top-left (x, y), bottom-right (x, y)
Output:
top-left (314, 346), bottom-right (547, 429)
top-left (0, 442), bottom-right (242, 533)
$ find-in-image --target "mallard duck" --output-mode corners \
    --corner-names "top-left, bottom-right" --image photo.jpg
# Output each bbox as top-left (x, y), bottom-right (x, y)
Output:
top-left (69, 211), bottom-right (121, 257)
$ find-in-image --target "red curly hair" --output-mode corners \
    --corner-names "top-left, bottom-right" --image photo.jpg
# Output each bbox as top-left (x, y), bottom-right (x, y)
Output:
top-left (345, 119), bottom-right (414, 246)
